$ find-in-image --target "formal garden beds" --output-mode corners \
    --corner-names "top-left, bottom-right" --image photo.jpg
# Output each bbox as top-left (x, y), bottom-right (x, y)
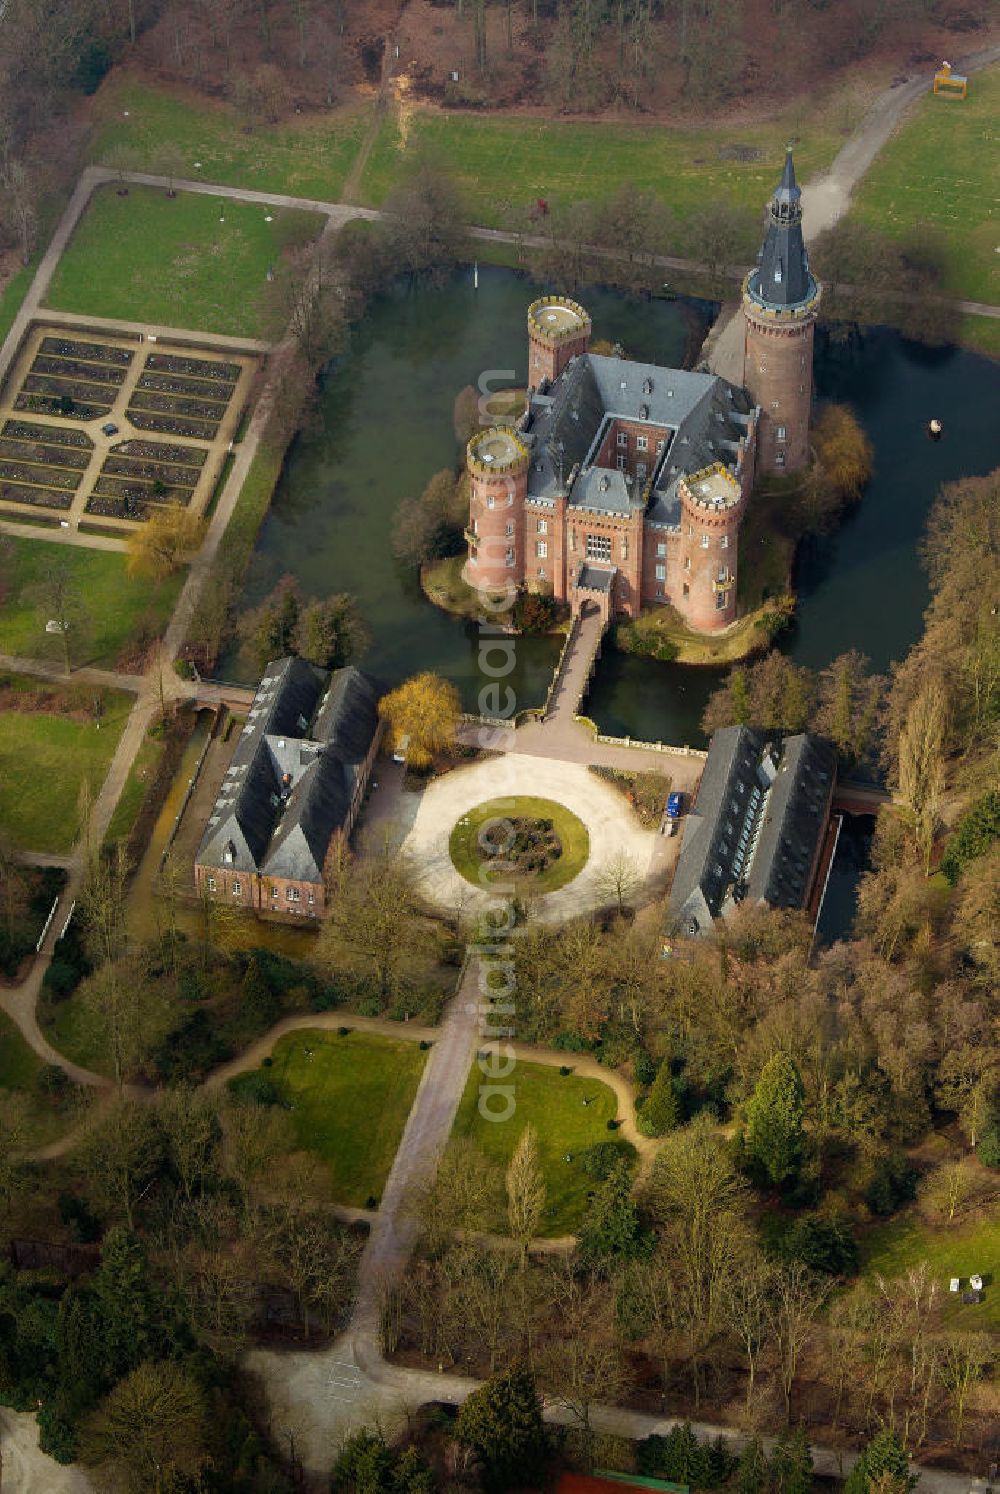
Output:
top-left (31, 355), bottom-right (127, 385)
top-left (136, 371), bottom-right (237, 399)
top-left (127, 408), bottom-right (218, 439)
top-left (449, 797), bottom-right (590, 894)
top-left (146, 353), bottom-right (241, 380)
top-left (84, 491), bottom-right (152, 520)
top-left (114, 438), bottom-right (207, 465)
top-left (0, 437), bottom-right (91, 468)
top-left (0, 461), bottom-right (79, 490)
top-left (90, 475), bottom-right (195, 506)
top-left (0, 482), bottom-right (73, 509)
top-left (39, 335), bottom-right (132, 366)
top-left (2, 419), bottom-right (92, 449)
top-left (102, 455), bottom-right (202, 484)
top-left (13, 391), bottom-right (109, 421)
top-left (588, 765), bottom-right (672, 828)
top-left (128, 389), bottom-right (230, 421)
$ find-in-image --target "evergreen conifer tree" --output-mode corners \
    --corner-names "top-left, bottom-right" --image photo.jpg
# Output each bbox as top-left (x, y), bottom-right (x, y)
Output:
top-left (770, 1424), bottom-right (813, 1494)
top-left (454, 1364), bottom-right (547, 1492)
top-left (737, 1435), bottom-right (768, 1494)
top-left (745, 1052), bottom-right (806, 1185)
top-left (844, 1429), bottom-right (916, 1494)
top-left (639, 1058), bottom-right (680, 1137)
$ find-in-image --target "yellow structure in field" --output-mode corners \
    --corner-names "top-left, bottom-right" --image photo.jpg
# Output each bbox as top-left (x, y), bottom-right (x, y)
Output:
top-left (933, 61), bottom-right (968, 99)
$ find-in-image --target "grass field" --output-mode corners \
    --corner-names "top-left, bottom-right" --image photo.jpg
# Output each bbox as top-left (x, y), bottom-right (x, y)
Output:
top-left (229, 1028), bottom-right (427, 1207)
top-left (851, 64), bottom-right (999, 305)
top-left (0, 1011), bottom-right (79, 1147)
top-left (449, 796), bottom-right (590, 894)
top-left (450, 1060), bottom-right (619, 1234)
top-left (0, 676), bottom-right (132, 852)
top-left (91, 73), bottom-right (373, 200)
top-left (45, 185), bottom-right (322, 337)
top-left (357, 95), bottom-right (855, 229)
top-left (0, 263), bottom-right (34, 347)
top-left (959, 314), bottom-right (1000, 360)
top-left (104, 727), bottom-right (165, 848)
top-left (860, 1203), bottom-right (1000, 1331)
top-left (0, 537), bottom-right (182, 667)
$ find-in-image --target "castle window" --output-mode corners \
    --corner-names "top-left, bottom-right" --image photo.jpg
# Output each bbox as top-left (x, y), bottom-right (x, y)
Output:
top-left (506, 548), bottom-right (515, 566)
top-left (538, 567), bottom-right (546, 579)
top-left (718, 567), bottom-right (729, 582)
top-left (720, 534), bottom-right (729, 548)
top-left (206, 876), bottom-right (217, 892)
top-left (776, 425), bottom-right (786, 441)
top-left (617, 431), bottom-right (628, 448)
top-left (771, 401), bottom-right (780, 410)
top-left (775, 452), bottom-right (786, 467)
top-left (656, 588), bottom-right (664, 599)
top-left (684, 556), bottom-right (691, 572)
top-left (759, 362), bottom-right (767, 373)
top-left (682, 583), bottom-right (690, 597)
top-left (700, 534), bottom-right (710, 548)
top-left (656, 542), bottom-right (666, 557)
top-left (271, 886), bottom-right (278, 899)
top-left (507, 490), bottom-right (515, 506)
top-left (621, 536), bottom-right (628, 560)
top-left (286, 887), bottom-right (301, 903)
top-left (308, 891), bottom-right (316, 905)
top-left (716, 589), bottom-right (730, 610)
top-left (636, 463), bottom-right (647, 483)
top-left (617, 455), bottom-right (627, 471)
top-left (656, 439), bottom-right (666, 453)
top-left (486, 494), bottom-right (495, 509)
top-left (536, 540), bottom-right (548, 558)
top-left (586, 534), bottom-right (612, 562)
top-left (655, 564), bottom-right (666, 581)
top-left (636, 435), bottom-right (648, 452)
top-left (505, 522), bottom-right (514, 537)
top-left (537, 518), bottom-right (548, 534)
top-left (232, 880), bottom-right (242, 896)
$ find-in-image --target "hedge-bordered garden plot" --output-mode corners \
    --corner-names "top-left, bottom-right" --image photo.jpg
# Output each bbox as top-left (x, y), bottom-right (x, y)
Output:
top-left (0, 323), bottom-right (258, 529)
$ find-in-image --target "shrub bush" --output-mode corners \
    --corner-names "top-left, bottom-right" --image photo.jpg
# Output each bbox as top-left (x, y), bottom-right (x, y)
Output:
top-left (861, 1149), bottom-right (919, 1216)
top-left (578, 1140), bottom-right (638, 1180)
top-left (977, 1119), bottom-right (1000, 1169)
top-left (230, 1071), bottom-right (285, 1107)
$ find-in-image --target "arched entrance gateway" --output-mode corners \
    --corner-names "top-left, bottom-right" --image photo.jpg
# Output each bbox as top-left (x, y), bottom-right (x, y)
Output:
top-left (571, 564), bottom-right (616, 624)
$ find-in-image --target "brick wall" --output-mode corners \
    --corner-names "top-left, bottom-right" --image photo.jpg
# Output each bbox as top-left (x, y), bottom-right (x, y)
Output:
top-left (742, 307), bottom-right (815, 473)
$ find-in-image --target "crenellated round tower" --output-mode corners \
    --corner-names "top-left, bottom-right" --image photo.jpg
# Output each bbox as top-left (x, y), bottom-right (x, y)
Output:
top-left (742, 148), bottom-right (821, 475)
top-left (527, 296), bottom-right (591, 387)
top-left (465, 427), bottom-right (530, 593)
top-left (676, 463), bottom-right (744, 632)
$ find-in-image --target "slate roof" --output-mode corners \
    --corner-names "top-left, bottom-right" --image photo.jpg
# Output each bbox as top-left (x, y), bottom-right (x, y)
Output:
top-left (668, 726), bottom-right (835, 936)
top-left (519, 353), bottom-right (752, 526)
top-left (576, 564), bottom-right (615, 592)
top-left (745, 148), bottom-right (817, 311)
top-left (196, 660), bottom-right (382, 885)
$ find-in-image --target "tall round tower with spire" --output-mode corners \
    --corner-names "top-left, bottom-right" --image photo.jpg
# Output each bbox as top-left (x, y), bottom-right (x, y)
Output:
top-left (742, 148), bottom-right (821, 474)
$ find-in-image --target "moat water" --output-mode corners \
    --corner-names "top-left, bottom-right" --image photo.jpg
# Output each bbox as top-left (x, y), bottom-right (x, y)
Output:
top-left (228, 266), bottom-right (1000, 745)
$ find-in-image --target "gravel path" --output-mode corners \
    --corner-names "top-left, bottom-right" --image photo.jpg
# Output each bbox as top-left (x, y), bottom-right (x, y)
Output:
top-left (401, 752), bottom-right (661, 925)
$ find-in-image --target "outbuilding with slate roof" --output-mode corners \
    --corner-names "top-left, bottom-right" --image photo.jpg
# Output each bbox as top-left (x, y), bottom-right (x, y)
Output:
top-left (668, 724), bottom-right (836, 937)
top-left (194, 659), bottom-right (383, 918)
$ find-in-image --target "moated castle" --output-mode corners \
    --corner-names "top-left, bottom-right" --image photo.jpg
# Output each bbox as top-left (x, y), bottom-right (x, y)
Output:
top-left (464, 150), bottom-right (821, 633)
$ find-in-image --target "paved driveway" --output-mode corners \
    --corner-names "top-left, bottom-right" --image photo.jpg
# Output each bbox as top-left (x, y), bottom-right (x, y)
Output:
top-left (401, 753), bottom-right (659, 924)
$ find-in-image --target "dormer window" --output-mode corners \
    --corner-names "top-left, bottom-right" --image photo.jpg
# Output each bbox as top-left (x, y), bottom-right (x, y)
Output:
top-left (642, 378), bottom-right (652, 395)
top-left (223, 841), bottom-right (236, 865)
top-left (774, 264), bottom-right (783, 284)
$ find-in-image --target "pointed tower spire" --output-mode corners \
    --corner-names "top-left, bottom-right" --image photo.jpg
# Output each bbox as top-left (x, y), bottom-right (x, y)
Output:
top-left (745, 145), bottom-right (815, 310)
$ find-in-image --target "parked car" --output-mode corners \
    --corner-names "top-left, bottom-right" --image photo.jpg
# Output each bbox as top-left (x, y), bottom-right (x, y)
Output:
top-left (663, 791), bottom-right (685, 837)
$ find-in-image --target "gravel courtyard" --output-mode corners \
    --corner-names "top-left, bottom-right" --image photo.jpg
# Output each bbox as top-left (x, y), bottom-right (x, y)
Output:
top-left (401, 753), bottom-right (661, 924)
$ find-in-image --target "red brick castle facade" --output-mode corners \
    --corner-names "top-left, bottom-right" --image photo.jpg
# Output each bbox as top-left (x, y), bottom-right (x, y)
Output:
top-left (465, 151), bottom-right (819, 633)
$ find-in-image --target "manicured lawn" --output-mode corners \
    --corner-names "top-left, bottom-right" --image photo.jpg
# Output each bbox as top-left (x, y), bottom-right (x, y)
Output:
top-left (0, 263), bottom-right (34, 347)
top-left (851, 64), bottom-right (999, 305)
top-left (449, 796), bottom-right (590, 894)
top-left (229, 1029), bottom-right (428, 1207)
top-left (0, 677), bottom-right (133, 852)
top-left (45, 185), bottom-right (322, 338)
top-left (860, 1203), bottom-right (1000, 1331)
top-left (91, 73), bottom-right (373, 200)
top-left (450, 1060), bottom-right (619, 1234)
top-left (0, 537), bottom-right (182, 668)
top-left (357, 94), bottom-right (854, 230)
